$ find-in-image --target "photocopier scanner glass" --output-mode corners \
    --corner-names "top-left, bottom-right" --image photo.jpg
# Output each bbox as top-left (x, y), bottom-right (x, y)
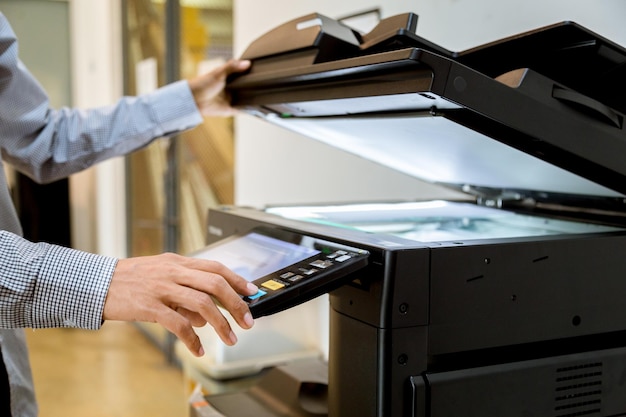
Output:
top-left (267, 201), bottom-right (624, 242)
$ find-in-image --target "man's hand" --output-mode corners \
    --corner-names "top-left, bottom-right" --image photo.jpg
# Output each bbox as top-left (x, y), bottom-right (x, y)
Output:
top-left (187, 59), bottom-right (251, 117)
top-left (102, 253), bottom-right (257, 357)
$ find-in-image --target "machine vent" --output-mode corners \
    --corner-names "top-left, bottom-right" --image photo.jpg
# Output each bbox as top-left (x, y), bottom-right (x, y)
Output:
top-left (554, 362), bottom-right (603, 417)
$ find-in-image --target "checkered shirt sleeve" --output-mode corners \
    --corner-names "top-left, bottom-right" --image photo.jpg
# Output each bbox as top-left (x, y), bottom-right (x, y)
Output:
top-left (0, 231), bottom-right (117, 329)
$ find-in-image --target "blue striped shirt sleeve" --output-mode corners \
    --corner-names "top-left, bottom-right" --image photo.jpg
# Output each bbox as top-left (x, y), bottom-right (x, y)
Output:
top-left (0, 12), bottom-right (202, 184)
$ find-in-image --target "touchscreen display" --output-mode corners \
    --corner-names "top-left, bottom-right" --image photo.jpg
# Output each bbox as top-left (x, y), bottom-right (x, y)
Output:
top-left (193, 232), bottom-right (320, 281)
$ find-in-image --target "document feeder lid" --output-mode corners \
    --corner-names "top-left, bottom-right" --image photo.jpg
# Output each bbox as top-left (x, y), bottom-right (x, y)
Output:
top-left (227, 13), bottom-right (626, 206)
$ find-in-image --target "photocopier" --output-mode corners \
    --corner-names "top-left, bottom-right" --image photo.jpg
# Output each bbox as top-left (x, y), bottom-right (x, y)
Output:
top-left (193, 12), bottom-right (626, 417)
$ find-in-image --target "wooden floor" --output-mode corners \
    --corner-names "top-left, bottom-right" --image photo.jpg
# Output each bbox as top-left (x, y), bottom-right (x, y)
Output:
top-left (25, 322), bottom-right (189, 417)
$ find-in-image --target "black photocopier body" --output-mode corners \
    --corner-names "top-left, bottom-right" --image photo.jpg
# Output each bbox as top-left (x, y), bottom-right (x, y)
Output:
top-left (205, 12), bottom-right (626, 417)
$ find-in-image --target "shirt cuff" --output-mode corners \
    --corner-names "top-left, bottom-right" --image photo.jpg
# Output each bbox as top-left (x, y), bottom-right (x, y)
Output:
top-left (145, 80), bottom-right (203, 137)
top-left (33, 245), bottom-right (117, 330)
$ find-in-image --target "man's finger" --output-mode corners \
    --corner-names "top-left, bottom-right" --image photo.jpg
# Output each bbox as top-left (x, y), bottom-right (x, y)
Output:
top-left (176, 306), bottom-right (207, 328)
top-left (156, 306), bottom-right (205, 356)
top-left (164, 285), bottom-right (240, 346)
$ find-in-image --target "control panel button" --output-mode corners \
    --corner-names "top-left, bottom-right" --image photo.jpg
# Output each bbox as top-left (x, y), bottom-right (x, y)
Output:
top-left (261, 280), bottom-right (286, 291)
top-left (247, 290), bottom-right (267, 300)
top-left (335, 254), bottom-right (352, 262)
top-left (287, 274), bottom-right (303, 283)
top-left (310, 259), bottom-right (333, 269)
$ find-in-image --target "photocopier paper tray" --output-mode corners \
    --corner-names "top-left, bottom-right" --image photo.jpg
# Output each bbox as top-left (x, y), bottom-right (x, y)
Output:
top-left (202, 12), bottom-right (626, 417)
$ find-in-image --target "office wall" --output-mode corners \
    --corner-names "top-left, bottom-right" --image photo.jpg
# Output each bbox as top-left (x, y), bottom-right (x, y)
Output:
top-left (396, 0), bottom-right (626, 51)
top-left (232, 0), bottom-right (626, 208)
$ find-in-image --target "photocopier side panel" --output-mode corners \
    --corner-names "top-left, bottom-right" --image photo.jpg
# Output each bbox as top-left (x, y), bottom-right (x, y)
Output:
top-left (417, 346), bottom-right (626, 417)
top-left (329, 248), bottom-right (431, 417)
top-left (428, 233), bottom-right (626, 356)
top-left (329, 308), bottom-right (430, 417)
